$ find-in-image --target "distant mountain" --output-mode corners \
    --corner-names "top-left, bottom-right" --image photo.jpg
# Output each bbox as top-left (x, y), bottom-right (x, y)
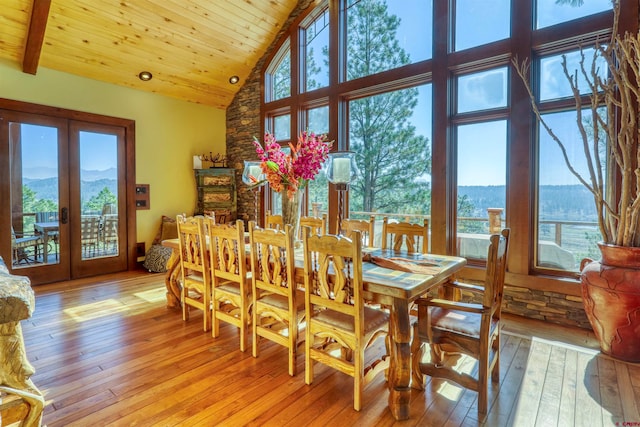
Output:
top-left (81, 168), bottom-right (118, 181)
top-left (22, 167), bottom-right (117, 180)
top-left (459, 185), bottom-right (597, 221)
top-left (23, 176), bottom-right (117, 204)
top-left (23, 167), bottom-right (59, 179)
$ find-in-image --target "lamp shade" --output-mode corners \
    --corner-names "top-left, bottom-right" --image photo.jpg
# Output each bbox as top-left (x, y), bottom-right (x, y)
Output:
top-left (242, 160), bottom-right (265, 186)
top-left (326, 151), bottom-right (357, 184)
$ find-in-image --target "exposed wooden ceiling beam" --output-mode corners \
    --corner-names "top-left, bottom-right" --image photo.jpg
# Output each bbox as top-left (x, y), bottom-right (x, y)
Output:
top-left (23, 0), bottom-right (51, 75)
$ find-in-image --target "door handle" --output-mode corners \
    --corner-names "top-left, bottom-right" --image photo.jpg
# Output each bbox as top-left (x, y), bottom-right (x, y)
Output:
top-left (61, 207), bottom-right (68, 224)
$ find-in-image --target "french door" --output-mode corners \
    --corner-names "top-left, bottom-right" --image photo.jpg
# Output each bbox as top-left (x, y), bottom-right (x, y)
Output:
top-left (1, 110), bottom-right (128, 284)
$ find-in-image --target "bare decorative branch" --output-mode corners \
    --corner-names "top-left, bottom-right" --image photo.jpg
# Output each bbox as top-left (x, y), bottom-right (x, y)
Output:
top-left (512, 0), bottom-right (640, 247)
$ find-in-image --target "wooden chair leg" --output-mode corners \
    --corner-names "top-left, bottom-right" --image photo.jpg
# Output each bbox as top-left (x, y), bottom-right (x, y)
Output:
top-left (411, 322), bottom-right (425, 390)
top-left (354, 349), bottom-right (364, 411)
top-left (478, 354), bottom-right (489, 416)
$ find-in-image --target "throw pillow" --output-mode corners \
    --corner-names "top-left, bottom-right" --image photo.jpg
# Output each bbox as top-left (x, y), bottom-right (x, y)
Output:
top-left (143, 244), bottom-right (173, 273)
top-left (152, 215), bottom-right (178, 245)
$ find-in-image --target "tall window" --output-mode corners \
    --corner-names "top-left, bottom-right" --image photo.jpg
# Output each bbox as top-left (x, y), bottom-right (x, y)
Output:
top-left (454, 67), bottom-right (508, 260)
top-left (303, 9), bottom-right (330, 91)
top-left (534, 48), bottom-right (609, 271)
top-left (536, 0), bottom-right (611, 29)
top-left (454, 0), bottom-right (510, 51)
top-left (348, 85), bottom-right (432, 242)
top-left (261, 0), bottom-right (623, 281)
top-left (346, 0), bottom-right (432, 81)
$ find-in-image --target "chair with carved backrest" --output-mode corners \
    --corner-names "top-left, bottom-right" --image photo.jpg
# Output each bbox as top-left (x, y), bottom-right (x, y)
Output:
top-left (381, 217), bottom-right (429, 254)
top-left (248, 221), bottom-right (305, 375)
top-left (207, 218), bottom-right (252, 352)
top-left (176, 214), bottom-right (211, 332)
top-left (302, 229), bottom-right (389, 411)
top-left (299, 214), bottom-right (327, 238)
top-left (411, 228), bottom-right (510, 419)
top-left (265, 210), bottom-right (284, 230)
top-left (340, 215), bottom-right (376, 248)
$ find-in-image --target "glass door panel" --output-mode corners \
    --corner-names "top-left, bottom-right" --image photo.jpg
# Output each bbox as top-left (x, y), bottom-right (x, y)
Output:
top-left (2, 110), bottom-right (71, 284)
top-left (79, 131), bottom-right (119, 260)
top-left (1, 111), bottom-right (128, 283)
top-left (16, 124), bottom-right (61, 265)
top-left (69, 122), bottom-right (127, 279)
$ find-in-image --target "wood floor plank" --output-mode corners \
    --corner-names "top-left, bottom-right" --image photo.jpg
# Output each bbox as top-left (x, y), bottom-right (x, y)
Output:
top-left (484, 335), bottom-right (531, 427)
top-left (614, 361), bottom-right (640, 422)
top-left (16, 271), bottom-right (638, 427)
top-left (598, 356), bottom-right (625, 424)
top-left (535, 344), bottom-right (565, 426)
top-left (508, 340), bottom-right (552, 427)
top-left (575, 350), bottom-right (604, 427)
top-left (557, 347), bottom-right (578, 426)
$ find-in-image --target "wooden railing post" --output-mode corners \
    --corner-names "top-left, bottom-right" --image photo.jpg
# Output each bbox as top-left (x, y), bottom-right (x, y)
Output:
top-left (487, 208), bottom-right (503, 233)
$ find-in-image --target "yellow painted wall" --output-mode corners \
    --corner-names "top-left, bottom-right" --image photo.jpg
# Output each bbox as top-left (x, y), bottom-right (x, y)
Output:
top-left (0, 59), bottom-right (226, 249)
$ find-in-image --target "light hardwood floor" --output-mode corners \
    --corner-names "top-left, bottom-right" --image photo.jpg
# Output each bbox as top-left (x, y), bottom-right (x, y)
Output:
top-left (20, 271), bottom-right (640, 426)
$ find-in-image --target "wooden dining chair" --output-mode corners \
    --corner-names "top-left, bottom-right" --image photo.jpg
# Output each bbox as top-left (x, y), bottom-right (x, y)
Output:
top-left (340, 215), bottom-right (376, 248)
top-left (302, 229), bottom-right (389, 411)
top-left (207, 218), bottom-right (252, 352)
top-left (411, 228), bottom-right (510, 419)
top-left (381, 217), bottom-right (429, 254)
top-left (248, 221), bottom-right (305, 375)
top-left (299, 214), bottom-right (326, 238)
top-left (265, 210), bottom-right (284, 230)
top-left (176, 214), bottom-right (212, 332)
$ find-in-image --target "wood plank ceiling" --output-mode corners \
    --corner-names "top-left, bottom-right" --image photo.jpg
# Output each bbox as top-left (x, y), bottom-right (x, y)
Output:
top-left (0, 0), bottom-right (299, 109)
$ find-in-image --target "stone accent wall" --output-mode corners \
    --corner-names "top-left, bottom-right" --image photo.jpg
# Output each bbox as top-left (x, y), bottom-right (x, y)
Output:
top-left (450, 283), bottom-right (591, 329)
top-left (225, 0), bottom-right (592, 332)
top-left (226, 0), bottom-right (314, 222)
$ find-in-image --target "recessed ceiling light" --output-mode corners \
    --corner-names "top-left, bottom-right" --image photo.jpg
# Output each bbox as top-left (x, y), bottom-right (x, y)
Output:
top-left (138, 71), bottom-right (153, 81)
top-left (229, 75), bottom-right (240, 84)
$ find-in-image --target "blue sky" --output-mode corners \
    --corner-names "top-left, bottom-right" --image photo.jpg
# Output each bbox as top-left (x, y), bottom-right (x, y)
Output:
top-left (21, 125), bottom-right (117, 179)
top-left (22, 0), bottom-right (612, 186)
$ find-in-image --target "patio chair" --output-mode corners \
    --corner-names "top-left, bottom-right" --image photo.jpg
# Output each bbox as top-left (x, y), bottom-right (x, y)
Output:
top-left (11, 227), bottom-right (43, 265)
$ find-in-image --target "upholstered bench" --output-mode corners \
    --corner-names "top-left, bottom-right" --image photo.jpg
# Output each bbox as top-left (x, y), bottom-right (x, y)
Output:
top-left (0, 257), bottom-right (44, 426)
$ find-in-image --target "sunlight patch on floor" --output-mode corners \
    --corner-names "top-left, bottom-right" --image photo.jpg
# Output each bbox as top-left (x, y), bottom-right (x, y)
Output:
top-left (530, 335), bottom-right (599, 355)
top-left (133, 287), bottom-right (166, 303)
top-left (63, 287), bottom-right (165, 321)
top-left (63, 299), bottom-right (128, 321)
top-left (436, 380), bottom-right (464, 401)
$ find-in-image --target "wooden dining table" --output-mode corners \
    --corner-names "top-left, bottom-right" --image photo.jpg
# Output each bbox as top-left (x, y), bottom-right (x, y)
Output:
top-left (161, 238), bottom-right (466, 420)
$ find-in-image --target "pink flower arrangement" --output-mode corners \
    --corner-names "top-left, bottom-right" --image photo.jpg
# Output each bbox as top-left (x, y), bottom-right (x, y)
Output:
top-left (252, 131), bottom-right (333, 199)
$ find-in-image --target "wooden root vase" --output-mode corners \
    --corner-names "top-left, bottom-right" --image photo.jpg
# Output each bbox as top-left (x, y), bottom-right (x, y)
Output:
top-left (580, 243), bottom-right (640, 362)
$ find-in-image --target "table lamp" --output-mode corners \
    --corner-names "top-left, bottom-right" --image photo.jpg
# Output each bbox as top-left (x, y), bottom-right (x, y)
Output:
top-left (325, 151), bottom-right (357, 235)
top-left (242, 160), bottom-right (266, 221)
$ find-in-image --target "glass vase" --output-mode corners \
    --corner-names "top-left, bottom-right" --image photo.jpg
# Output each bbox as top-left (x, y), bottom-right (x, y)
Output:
top-left (282, 189), bottom-right (302, 242)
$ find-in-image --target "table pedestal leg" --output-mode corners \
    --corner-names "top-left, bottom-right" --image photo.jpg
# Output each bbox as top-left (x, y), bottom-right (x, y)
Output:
top-left (164, 249), bottom-right (181, 309)
top-left (42, 232), bottom-right (49, 263)
top-left (388, 298), bottom-right (411, 420)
